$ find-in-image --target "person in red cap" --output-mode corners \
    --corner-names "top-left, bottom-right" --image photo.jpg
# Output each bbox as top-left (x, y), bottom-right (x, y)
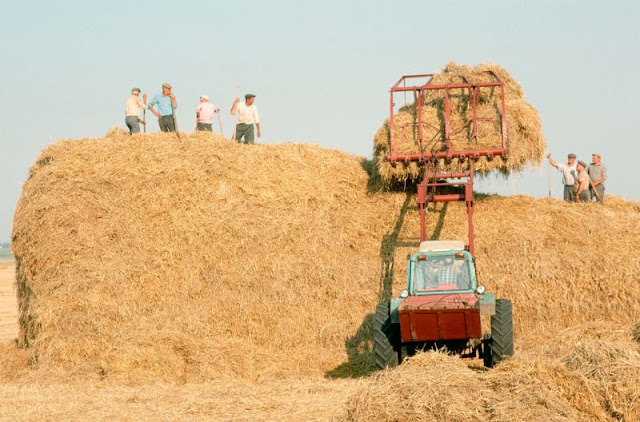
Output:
top-left (547, 153), bottom-right (578, 202)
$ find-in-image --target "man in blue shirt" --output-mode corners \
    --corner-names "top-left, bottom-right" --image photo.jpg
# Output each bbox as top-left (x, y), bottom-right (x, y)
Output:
top-left (147, 82), bottom-right (178, 133)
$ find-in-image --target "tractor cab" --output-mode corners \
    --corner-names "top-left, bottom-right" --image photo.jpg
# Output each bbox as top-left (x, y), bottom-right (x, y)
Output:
top-left (402, 240), bottom-right (484, 297)
top-left (408, 240), bottom-right (477, 295)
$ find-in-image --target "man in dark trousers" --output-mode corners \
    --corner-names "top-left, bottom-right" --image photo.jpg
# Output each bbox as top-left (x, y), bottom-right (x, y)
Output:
top-left (548, 153), bottom-right (578, 202)
top-left (230, 93), bottom-right (260, 144)
top-left (588, 153), bottom-right (607, 203)
top-left (147, 83), bottom-right (178, 132)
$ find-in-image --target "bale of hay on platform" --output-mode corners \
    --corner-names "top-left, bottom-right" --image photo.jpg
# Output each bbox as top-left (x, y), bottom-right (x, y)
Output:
top-left (374, 62), bottom-right (545, 183)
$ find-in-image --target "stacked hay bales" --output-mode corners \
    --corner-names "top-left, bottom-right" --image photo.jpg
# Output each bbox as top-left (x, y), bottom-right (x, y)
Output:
top-left (374, 62), bottom-right (546, 183)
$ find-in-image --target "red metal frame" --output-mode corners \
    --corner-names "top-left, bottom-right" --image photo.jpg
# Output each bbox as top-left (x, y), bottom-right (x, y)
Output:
top-left (418, 163), bottom-right (477, 254)
top-left (387, 72), bottom-right (508, 161)
top-left (386, 72), bottom-right (510, 256)
top-left (398, 306), bottom-right (482, 342)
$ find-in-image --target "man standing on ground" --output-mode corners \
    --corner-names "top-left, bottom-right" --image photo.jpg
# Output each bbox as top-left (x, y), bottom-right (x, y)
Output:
top-left (548, 153), bottom-right (578, 202)
top-left (575, 160), bottom-right (592, 203)
top-left (230, 93), bottom-right (260, 144)
top-left (588, 153), bottom-right (607, 203)
top-left (124, 87), bottom-right (148, 134)
top-left (147, 83), bottom-right (178, 132)
top-left (196, 95), bottom-right (220, 132)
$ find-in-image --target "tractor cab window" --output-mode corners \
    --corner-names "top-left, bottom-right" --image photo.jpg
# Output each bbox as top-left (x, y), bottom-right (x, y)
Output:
top-left (414, 255), bottom-right (473, 292)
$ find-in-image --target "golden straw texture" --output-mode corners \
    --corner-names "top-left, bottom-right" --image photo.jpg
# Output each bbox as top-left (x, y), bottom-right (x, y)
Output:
top-left (4, 134), bottom-right (640, 420)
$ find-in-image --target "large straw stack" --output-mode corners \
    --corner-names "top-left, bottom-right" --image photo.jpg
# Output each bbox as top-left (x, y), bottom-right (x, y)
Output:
top-left (11, 131), bottom-right (404, 382)
top-left (7, 134), bottom-right (640, 420)
top-left (374, 62), bottom-right (546, 183)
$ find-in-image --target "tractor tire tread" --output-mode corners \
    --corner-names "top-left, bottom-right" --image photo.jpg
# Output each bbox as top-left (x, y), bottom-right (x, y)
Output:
top-left (374, 302), bottom-right (399, 369)
top-left (491, 298), bottom-right (514, 365)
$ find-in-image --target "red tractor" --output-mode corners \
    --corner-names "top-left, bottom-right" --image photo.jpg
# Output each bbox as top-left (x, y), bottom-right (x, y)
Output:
top-left (374, 73), bottom-right (514, 368)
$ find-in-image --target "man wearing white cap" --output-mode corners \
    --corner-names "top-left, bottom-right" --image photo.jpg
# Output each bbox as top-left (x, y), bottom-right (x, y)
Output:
top-left (195, 95), bottom-right (220, 132)
top-left (124, 87), bottom-right (148, 134)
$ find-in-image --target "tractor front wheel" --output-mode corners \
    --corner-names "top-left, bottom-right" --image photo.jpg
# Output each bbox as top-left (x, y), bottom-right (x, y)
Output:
top-left (490, 298), bottom-right (514, 366)
top-left (374, 302), bottom-right (400, 369)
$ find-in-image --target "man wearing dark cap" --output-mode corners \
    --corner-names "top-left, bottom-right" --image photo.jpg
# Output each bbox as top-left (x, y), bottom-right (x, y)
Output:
top-left (547, 153), bottom-right (578, 202)
top-left (124, 87), bottom-right (148, 134)
top-left (230, 93), bottom-right (260, 144)
top-left (147, 82), bottom-right (178, 132)
top-left (588, 153), bottom-right (607, 203)
top-left (575, 160), bottom-right (592, 203)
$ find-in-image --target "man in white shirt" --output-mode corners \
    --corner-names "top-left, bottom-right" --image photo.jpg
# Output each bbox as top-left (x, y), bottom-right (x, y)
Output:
top-left (124, 87), bottom-right (148, 134)
top-left (548, 153), bottom-right (578, 202)
top-left (230, 93), bottom-right (261, 144)
top-left (195, 95), bottom-right (220, 132)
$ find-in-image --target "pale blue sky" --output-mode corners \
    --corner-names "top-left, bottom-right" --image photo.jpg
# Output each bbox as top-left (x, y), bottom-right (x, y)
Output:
top-left (1, 0), bottom-right (639, 241)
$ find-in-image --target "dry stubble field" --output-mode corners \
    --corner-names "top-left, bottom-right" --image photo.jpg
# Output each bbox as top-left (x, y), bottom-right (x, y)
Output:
top-left (0, 259), bottom-right (18, 341)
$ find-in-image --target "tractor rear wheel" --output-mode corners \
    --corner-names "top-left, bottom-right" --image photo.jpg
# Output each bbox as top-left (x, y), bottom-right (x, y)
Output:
top-left (490, 298), bottom-right (514, 365)
top-left (374, 302), bottom-right (399, 369)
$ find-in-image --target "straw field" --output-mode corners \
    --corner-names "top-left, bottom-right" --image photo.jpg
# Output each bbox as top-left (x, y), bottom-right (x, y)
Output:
top-left (2, 132), bottom-right (639, 420)
top-left (0, 259), bottom-right (18, 341)
top-left (374, 62), bottom-right (546, 183)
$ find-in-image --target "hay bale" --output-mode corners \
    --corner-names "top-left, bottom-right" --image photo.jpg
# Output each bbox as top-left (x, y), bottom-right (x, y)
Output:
top-left (9, 129), bottom-right (640, 412)
top-left (374, 62), bottom-right (546, 183)
top-left (11, 131), bottom-right (403, 383)
top-left (344, 352), bottom-right (486, 421)
top-left (345, 322), bottom-right (640, 421)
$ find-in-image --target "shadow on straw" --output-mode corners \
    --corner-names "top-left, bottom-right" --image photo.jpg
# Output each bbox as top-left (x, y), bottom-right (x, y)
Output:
top-left (325, 194), bottom-right (449, 379)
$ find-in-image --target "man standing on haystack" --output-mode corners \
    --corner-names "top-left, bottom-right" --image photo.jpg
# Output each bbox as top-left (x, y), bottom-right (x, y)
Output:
top-left (588, 153), bottom-right (607, 203)
top-left (548, 153), bottom-right (578, 202)
top-left (148, 83), bottom-right (178, 133)
top-left (574, 160), bottom-right (592, 203)
top-left (124, 87), bottom-right (148, 134)
top-left (230, 93), bottom-right (260, 144)
top-left (195, 95), bottom-right (220, 132)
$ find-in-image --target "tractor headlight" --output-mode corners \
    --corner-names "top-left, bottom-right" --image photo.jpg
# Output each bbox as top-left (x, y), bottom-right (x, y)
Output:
top-left (476, 285), bottom-right (486, 295)
top-left (400, 289), bottom-right (409, 298)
